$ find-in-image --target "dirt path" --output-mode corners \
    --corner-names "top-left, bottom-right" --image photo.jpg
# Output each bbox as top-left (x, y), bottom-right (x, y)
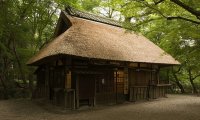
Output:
top-left (0, 94), bottom-right (199, 120)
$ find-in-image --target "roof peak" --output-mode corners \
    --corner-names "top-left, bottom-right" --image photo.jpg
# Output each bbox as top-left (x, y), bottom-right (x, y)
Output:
top-left (65, 5), bottom-right (122, 27)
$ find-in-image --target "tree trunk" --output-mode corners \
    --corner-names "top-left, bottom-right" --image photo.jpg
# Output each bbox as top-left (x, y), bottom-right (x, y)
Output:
top-left (188, 69), bottom-right (198, 94)
top-left (0, 74), bottom-right (8, 99)
top-left (0, 57), bottom-right (11, 99)
top-left (189, 78), bottom-right (198, 94)
top-left (11, 34), bottom-right (26, 86)
top-left (172, 72), bottom-right (185, 93)
top-left (29, 74), bottom-right (34, 97)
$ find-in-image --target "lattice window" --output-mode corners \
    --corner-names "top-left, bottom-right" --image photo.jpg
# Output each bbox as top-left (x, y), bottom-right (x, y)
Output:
top-left (114, 69), bottom-right (129, 94)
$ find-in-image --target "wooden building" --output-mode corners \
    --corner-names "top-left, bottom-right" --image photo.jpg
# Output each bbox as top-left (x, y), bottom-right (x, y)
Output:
top-left (27, 6), bottom-right (180, 109)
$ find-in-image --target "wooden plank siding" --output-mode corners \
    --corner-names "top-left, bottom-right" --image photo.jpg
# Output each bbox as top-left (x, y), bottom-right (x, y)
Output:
top-left (129, 85), bottom-right (169, 101)
top-left (128, 64), bottom-right (170, 101)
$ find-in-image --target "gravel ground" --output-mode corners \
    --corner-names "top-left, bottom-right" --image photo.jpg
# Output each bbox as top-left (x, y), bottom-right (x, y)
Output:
top-left (0, 94), bottom-right (199, 120)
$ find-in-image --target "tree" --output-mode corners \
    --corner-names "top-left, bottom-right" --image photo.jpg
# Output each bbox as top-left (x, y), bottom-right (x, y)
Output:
top-left (0, 0), bottom-right (60, 98)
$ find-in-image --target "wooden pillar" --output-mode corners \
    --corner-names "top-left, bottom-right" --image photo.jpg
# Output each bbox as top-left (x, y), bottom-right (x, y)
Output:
top-left (45, 65), bottom-right (50, 99)
top-left (94, 78), bottom-right (96, 106)
top-left (124, 67), bottom-right (128, 95)
top-left (157, 67), bottom-right (160, 84)
top-left (114, 69), bottom-right (118, 103)
top-left (76, 75), bottom-right (79, 109)
top-left (129, 87), bottom-right (133, 101)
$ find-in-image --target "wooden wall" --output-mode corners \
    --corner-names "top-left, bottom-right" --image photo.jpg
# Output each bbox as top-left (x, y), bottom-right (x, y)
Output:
top-left (33, 56), bottom-right (170, 108)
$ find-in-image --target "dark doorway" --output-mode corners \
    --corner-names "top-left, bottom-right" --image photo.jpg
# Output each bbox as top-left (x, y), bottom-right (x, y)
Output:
top-left (95, 70), bottom-right (116, 105)
top-left (79, 74), bottom-right (95, 106)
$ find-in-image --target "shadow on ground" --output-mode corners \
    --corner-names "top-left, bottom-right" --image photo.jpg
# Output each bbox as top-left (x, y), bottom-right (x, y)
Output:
top-left (0, 94), bottom-right (199, 120)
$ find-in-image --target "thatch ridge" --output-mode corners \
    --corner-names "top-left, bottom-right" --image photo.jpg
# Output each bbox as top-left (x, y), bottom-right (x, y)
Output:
top-left (65, 6), bottom-right (122, 27)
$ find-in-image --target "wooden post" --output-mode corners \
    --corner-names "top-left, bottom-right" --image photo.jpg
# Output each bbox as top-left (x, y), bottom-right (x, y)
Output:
top-left (115, 70), bottom-right (118, 104)
top-left (94, 78), bottom-right (96, 106)
top-left (64, 90), bottom-right (67, 108)
top-left (76, 75), bottom-right (79, 109)
top-left (136, 87), bottom-right (138, 101)
top-left (129, 87), bottom-right (133, 101)
top-left (157, 67), bottom-right (160, 84)
top-left (134, 87), bottom-right (136, 101)
top-left (45, 65), bottom-right (50, 99)
top-left (72, 90), bottom-right (76, 109)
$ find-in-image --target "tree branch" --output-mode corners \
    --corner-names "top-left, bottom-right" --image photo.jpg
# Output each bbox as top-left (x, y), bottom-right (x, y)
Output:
top-left (153, 0), bottom-right (165, 5)
top-left (141, 1), bottom-right (200, 25)
top-left (167, 16), bottom-right (200, 24)
top-left (170, 0), bottom-right (200, 19)
top-left (192, 74), bottom-right (200, 80)
top-left (173, 65), bottom-right (182, 74)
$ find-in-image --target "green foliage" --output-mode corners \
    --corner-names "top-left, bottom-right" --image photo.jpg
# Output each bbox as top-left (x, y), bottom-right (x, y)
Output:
top-left (0, 0), bottom-right (60, 99)
top-left (81, 0), bottom-right (101, 11)
top-left (0, 0), bottom-right (200, 98)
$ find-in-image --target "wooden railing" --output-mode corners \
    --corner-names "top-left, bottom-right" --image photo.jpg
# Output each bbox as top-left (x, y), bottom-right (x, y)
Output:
top-left (156, 84), bottom-right (171, 97)
top-left (32, 87), bottom-right (47, 99)
top-left (129, 84), bottom-right (171, 101)
top-left (33, 87), bottom-right (75, 109)
top-left (129, 86), bottom-right (148, 101)
top-left (53, 88), bottom-right (75, 109)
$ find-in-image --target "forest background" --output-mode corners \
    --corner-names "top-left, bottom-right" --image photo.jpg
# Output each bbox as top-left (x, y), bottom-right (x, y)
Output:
top-left (0, 0), bottom-right (200, 99)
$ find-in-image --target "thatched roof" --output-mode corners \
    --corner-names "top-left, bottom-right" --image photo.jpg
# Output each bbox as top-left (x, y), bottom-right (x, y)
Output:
top-left (27, 7), bottom-right (180, 66)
